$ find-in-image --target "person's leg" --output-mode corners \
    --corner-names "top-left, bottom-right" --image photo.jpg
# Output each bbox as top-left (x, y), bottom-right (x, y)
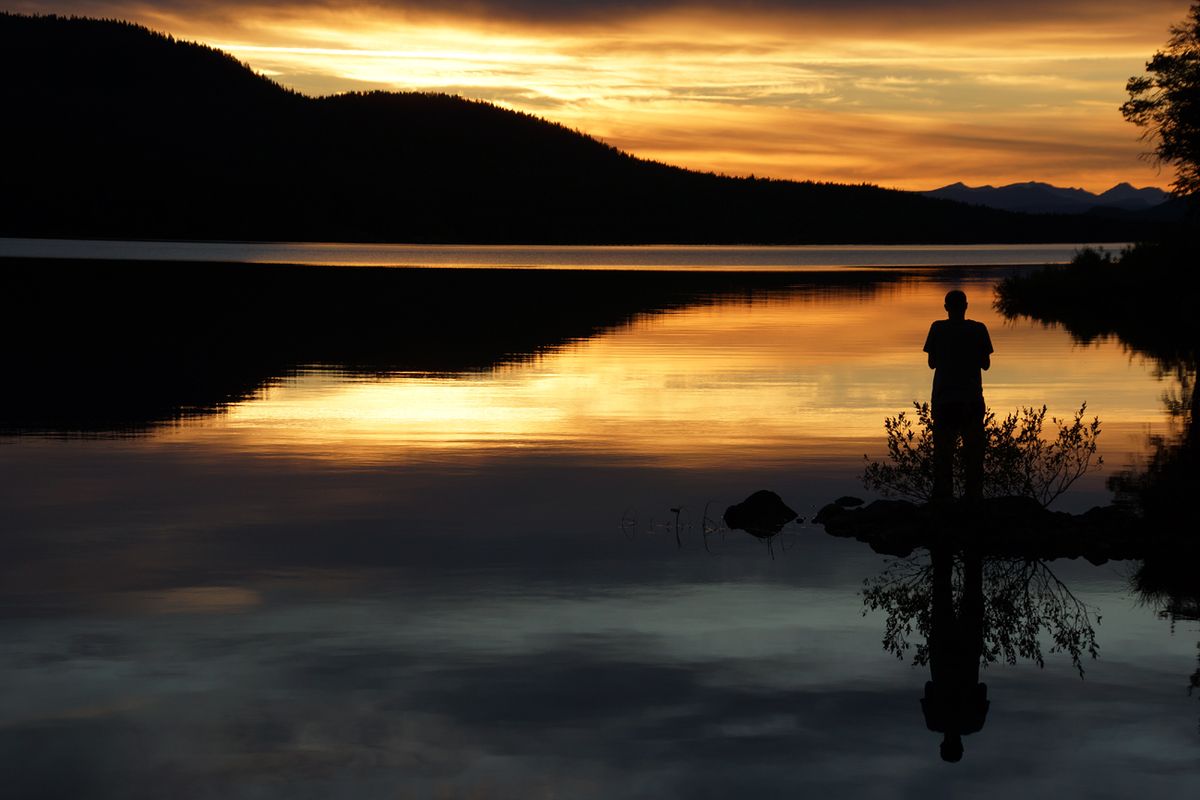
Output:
top-left (929, 545), bottom-right (955, 685)
top-left (959, 551), bottom-right (984, 686)
top-left (932, 402), bottom-right (959, 501)
top-left (962, 397), bottom-right (986, 500)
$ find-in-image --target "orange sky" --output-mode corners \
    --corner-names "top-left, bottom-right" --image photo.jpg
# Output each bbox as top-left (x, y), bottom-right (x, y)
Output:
top-left (14, 0), bottom-right (1191, 190)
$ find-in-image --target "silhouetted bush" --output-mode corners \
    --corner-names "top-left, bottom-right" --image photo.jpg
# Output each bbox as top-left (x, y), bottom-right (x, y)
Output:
top-left (862, 402), bottom-right (1103, 507)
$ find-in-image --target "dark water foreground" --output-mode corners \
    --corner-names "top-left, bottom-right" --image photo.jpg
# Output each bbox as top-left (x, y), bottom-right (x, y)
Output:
top-left (2, 256), bottom-right (1198, 798)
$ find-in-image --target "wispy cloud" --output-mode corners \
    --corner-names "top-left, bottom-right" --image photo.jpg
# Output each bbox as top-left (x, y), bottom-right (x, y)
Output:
top-left (10, 0), bottom-right (1186, 189)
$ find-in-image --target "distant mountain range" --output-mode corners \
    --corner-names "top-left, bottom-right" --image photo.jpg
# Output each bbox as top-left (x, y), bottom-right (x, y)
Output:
top-left (922, 181), bottom-right (1170, 215)
top-left (0, 13), bottom-right (1172, 244)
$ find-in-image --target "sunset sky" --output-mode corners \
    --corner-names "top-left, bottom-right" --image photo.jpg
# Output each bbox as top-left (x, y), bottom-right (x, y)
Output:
top-left (13, 0), bottom-right (1190, 190)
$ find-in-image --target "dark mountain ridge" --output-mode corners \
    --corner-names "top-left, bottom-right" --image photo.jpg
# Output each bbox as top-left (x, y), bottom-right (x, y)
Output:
top-left (922, 181), bottom-right (1171, 215)
top-left (0, 13), bottom-right (1164, 244)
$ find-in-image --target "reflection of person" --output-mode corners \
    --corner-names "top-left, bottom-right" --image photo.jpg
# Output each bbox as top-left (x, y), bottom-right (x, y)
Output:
top-left (924, 290), bottom-right (993, 501)
top-left (921, 547), bottom-right (989, 762)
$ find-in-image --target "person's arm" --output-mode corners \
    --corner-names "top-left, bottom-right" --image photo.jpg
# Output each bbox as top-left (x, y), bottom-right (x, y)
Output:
top-left (979, 323), bottom-right (994, 371)
top-left (924, 323), bottom-right (938, 369)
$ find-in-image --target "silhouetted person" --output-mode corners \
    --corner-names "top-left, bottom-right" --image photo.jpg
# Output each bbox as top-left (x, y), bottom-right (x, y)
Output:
top-left (921, 546), bottom-right (989, 762)
top-left (924, 290), bottom-right (993, 501)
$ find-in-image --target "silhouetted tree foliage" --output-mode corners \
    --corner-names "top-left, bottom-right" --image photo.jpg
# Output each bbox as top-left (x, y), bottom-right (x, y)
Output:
top-left (0, 12), bottom-right (1165, 243)
top-left (1123, 2), bottom-right (1200, 198)
top-left (996, 241), bottom-right (1200, 362)
top-left (863, 553), bottom-right (1099, 676)
top-left (862, 402), bottom-right (1102, 507)
top-left (999, 238), bottom-right (1200, 597)
top-left (1000, 241), bottom-right (1200, 554)
top-left (1134, 542), bottom-right (1200, 624)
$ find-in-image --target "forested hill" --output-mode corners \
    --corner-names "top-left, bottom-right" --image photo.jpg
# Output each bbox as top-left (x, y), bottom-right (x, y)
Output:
top-left (0, 13), bottom-right (1158, 244)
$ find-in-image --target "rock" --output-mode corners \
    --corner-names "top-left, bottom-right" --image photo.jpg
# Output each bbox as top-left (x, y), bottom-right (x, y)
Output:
top-left (813, 503), bottom-right (847, 527)
top-left (835, 495), bottom-right (865, 508)
top-left (724, 490), bottom-right (799, 538)
top-left (813, 493), bottom-right (1151, 562)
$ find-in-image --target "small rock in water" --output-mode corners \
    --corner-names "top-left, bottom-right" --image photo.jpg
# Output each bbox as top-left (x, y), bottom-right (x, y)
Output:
top-left (835, 496), bottom-right (865, 508)
top-left (724, 490), bottom-right (799, 537)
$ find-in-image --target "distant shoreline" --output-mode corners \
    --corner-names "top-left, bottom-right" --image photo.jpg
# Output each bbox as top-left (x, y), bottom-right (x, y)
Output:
top-left (0, 239), bottom-right (1110, 272)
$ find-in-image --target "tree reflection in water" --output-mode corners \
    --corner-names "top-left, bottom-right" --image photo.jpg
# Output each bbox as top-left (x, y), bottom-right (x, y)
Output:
top-left (1135, 553), bottom-right (1200, 701)
top-left (863, 544), bottom-right (1099, 761)
top-left (1120, 369), bottom-right (1200, 723)
top-left (845, 385), bottom-right (1108, 760)
top-left (1106, 352), bottom-right (1200, 716)
top-left (998, 262), bottom-right (1200, 737)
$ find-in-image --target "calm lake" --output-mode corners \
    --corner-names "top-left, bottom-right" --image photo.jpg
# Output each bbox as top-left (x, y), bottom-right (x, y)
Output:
top-left (0, 238), bottom-right (1126, 269)
top-left (2, 246), bottom-right (1197, 798)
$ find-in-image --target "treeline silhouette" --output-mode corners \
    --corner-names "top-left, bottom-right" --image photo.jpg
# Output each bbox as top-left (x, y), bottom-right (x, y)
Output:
top-left (998, 241), bottom-right (1200, 650)
top-left (0, 256), bottom-right (902, 433)
top-left (995, 242), bottom-right (1200, 366)
top-left (0, 13), bottom-right (1167, 244)
top-left (996, 240), bottom-right (1199, 539)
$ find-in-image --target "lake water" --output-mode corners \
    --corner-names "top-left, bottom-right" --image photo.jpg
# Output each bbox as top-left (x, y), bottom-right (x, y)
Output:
top-left (2, 252), bottom-right (1197, 797)
top-left (0, 237), bottom-right (1127, 270)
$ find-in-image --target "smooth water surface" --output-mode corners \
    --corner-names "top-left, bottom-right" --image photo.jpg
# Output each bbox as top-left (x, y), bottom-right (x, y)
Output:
top-left (2, 263), bottom-right (1197, 798)
top-left (0, 238), bottom-right (1128, 270)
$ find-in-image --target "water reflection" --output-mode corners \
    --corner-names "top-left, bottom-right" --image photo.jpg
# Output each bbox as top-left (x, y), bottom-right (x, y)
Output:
top-left (1119, 370), bottom-right (1200, 726)
top-left (997, 268), bottom-right (1200, 744)
top-left (809, 392), bottom-right (1109, 764)
top-left (997, 258), bottom-right (1200, 527)
top-left (0, 261), bottom-right (820, 432)
top-left (3, 261), bottom-right (1172, 478)
top-left (0, 240), bottom-right (1114, 269)
top-left (69, 271), bottom-right (1168, 488)
top-left (1135, 550), bottom-right (1200, 720)
top-left (864, 545), bottom-right (1099, 761)
top-left (3, 259), bottom-right (1198, 796)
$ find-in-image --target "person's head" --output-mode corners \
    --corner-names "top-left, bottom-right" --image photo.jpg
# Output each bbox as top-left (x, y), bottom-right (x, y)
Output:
top-left (940, 733), bottom-right (964, 763)
top-left (944, 290), bottom-right (968, 320)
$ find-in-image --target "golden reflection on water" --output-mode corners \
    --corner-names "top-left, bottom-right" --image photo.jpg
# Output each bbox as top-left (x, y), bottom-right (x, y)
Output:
top-left (165, 278), bottom-right (1169, 469)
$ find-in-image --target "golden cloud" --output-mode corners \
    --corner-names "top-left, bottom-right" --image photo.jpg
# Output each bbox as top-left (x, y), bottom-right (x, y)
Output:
top-left (10, 0), bottom-right (1187, 189)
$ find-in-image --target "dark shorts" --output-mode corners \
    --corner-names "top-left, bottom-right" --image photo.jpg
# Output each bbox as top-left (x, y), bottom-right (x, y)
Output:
top-left (932, 397), bottom-right (985, 430)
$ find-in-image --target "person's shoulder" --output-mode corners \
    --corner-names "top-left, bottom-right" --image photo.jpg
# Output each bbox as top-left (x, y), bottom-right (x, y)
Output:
top-left (968, 319), bottom-right (994, 351)
top-left (924, 319), bottom-right (944, 350)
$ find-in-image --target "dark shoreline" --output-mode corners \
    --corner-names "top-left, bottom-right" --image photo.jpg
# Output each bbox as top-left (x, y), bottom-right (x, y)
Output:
top-left (995, 240), bottom-right (1200, 367)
